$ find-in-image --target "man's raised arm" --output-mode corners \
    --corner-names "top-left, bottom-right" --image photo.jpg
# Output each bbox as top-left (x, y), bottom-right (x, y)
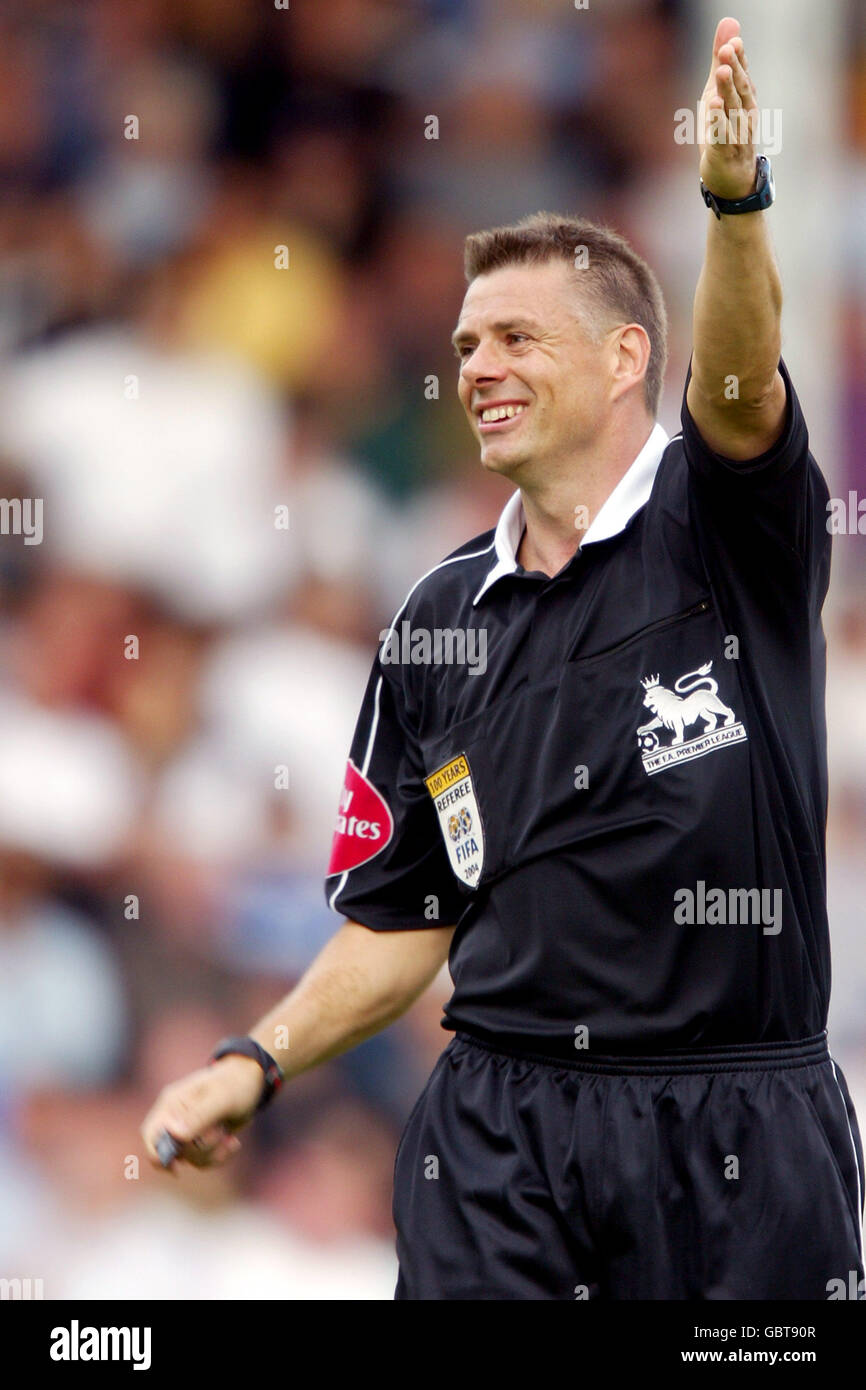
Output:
top-left (687, 15), bottom-right (787, 462)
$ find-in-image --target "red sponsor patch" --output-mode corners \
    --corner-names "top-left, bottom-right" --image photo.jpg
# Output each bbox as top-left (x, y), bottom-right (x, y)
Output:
top-left (327, 759), bottom-right (394, 875)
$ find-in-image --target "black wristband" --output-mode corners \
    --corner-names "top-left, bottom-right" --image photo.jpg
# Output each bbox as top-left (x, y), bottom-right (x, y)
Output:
top-left (700, 154), bottom-right (774, 219)
top-left (208, 1036), bottom-right (284, 1111)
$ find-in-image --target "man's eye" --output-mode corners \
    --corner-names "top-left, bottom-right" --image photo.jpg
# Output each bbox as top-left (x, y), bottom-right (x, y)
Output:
top-left (507, 333), bottom-right (528, 345)
top-left (455, 344), bottom-right (475, 360)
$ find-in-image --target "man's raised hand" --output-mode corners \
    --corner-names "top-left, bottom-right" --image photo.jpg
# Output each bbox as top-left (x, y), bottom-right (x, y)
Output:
top-left (699, 17), bottom-right (761, 201)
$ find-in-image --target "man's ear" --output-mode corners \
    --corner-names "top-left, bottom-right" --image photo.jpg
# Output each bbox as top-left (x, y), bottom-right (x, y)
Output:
top-left (611, 324), bottom-right (651, 400)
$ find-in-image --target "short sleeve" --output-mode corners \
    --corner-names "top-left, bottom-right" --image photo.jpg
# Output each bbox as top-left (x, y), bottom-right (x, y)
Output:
top-left (681, 354), bottom-right (831, 598)
top-left (324, 651), bottom-right (467, 931)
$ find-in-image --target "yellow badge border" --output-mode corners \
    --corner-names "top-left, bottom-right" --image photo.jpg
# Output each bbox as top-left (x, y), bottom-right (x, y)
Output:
top-left (424, 753), bottom-right (470, 798)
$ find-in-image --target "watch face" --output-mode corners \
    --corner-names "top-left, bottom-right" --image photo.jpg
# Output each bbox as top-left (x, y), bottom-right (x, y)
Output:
top-left (755, 157), bottom-right (773, 205)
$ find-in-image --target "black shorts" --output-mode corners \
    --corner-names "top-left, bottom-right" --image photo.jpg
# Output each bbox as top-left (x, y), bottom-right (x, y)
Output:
top-left (392, 1031), bottom-right (865, 1300)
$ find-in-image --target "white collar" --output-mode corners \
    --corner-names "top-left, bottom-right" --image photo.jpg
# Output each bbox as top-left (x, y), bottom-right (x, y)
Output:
top-left (472, 421), bottom-right (670, 604)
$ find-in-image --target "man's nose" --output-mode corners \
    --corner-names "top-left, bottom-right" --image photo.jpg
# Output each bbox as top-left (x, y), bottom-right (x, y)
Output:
top-left (461, 343), bottom-right (507, 388)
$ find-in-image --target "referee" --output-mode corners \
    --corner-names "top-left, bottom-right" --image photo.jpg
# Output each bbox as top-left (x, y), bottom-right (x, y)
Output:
top-left (143, 18), bottom-right (864, 1300)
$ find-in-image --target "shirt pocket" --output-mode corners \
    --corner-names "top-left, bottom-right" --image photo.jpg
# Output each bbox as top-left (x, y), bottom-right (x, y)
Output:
top-left (540, 594), bottom-right (755, 869)
top-left (418, 596), bottom-right (756, 889)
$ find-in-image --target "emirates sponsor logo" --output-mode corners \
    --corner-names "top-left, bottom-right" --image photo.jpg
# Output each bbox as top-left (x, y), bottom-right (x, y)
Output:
top-left (327, 760), bottom-right (393, 875)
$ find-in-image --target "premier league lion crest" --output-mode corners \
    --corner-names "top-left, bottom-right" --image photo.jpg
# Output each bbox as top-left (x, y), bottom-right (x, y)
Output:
top-left (636, 660), bottom-right (747, 775)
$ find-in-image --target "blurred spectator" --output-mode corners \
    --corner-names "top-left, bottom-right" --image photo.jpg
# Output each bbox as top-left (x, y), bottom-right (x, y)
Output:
top-left (0, 851), bottom-right (127, 1091)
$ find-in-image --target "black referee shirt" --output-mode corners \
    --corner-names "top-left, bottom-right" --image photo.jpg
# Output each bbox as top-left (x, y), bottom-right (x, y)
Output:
top-left (326, 357), bottom-right (833, 1054)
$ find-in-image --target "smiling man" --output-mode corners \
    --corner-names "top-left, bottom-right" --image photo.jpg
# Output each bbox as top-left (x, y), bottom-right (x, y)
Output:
top-left (142, 18), bottom-right (864, 1301)
top-left (451, 244), bottom-right (668, 578)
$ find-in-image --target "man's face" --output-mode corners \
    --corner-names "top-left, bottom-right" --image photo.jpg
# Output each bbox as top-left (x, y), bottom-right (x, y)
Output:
top-left (453, 259), bottom-right (615, 482)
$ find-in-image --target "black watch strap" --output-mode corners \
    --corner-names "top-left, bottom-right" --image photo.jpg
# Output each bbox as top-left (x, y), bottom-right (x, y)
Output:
top-left (701, 154), bottom-right (774, 219)
top-left (208, 1035), bottom-right (284, 1111)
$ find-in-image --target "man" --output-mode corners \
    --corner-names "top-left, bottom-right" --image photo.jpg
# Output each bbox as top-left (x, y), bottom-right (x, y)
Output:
top-left (142, 18), bottom-right (864, 1299)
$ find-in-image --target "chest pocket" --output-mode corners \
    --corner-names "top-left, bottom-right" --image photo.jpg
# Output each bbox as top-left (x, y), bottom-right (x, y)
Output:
top-left (419, 597), bottom-right (754, 887)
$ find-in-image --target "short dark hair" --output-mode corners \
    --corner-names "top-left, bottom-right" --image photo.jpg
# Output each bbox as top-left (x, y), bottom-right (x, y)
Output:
top-left (463, 211), bottom-right (668, 417)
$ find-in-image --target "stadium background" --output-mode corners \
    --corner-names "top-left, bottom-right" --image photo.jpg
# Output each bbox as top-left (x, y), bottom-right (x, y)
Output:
top-left (0, 0), bottom-right (864, 1298)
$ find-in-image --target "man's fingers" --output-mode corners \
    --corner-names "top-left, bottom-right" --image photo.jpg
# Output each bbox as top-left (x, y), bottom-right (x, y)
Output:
top-left (210, 1133), bottom-right (243, 1166)
top-left (196, 1122), bottom-right (231, 1150)
top-left (176, 1125), bottom-right (239, 1168)
top-left (731, 34), bottom-right (750, 74)
top-left (723, 41), bottom-right (756, 108)
top-left (175, 1134), bottom-right (217, 1168)
top-left (725, 34), bottom-right (758, 101)
top-left (141, 1092), bottom-right (214, 1166)
top-left (144, 1119), bottom-right (240, 1170)
top-left (141, 1061), bottom-right (261, 1171)
top-left (143, 1120), bottom-right (190, 1167)
top-left (708, 16), bottom-right (741, 80)
top-left (716, 62), bottom-right (743, 113)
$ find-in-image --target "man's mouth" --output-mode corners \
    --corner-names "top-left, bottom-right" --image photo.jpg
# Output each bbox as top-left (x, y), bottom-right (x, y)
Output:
top-left (476, 402), bottom-right (529, 433)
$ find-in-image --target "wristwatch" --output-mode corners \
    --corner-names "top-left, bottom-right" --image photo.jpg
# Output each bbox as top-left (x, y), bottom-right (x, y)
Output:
top-left (700, 154), bottom-right (774, 219)
top-left (209, 1035), bottom-right (284, 1111)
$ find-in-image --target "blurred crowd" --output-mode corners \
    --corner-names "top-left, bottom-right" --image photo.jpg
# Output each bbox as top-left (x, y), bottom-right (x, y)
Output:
top-left (0, 0), bottom-right (864, 1299)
